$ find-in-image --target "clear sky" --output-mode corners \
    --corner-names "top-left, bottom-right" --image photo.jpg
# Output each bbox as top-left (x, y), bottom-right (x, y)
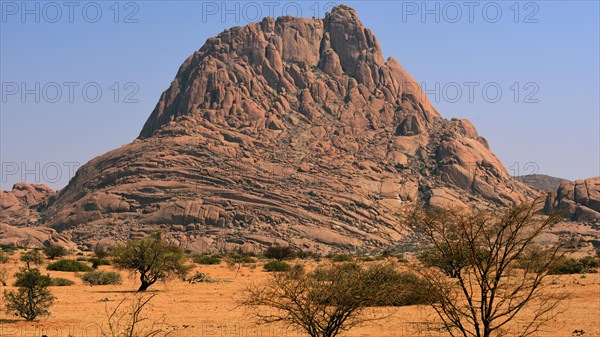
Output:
top-left (1, 0), bottom-right (598, 190)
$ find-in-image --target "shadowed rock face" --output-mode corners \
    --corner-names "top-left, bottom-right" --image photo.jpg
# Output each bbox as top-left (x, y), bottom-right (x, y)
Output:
top-left (5, 5), bottom-right (536, 251)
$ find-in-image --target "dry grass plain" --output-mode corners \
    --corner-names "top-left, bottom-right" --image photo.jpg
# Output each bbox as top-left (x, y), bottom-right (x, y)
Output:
top-left (0, 252), bottom-right (598, 337)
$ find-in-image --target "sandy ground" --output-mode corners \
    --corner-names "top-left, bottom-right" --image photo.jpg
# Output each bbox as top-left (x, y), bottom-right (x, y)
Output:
top-left (0, 254), bottom-right (598, 337)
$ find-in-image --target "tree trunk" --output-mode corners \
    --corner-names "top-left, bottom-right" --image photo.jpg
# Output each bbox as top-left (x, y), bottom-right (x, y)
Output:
top-left (138, 281), bottom-right (150, 292)
top-left (138, 273), bottom-right (152, 292)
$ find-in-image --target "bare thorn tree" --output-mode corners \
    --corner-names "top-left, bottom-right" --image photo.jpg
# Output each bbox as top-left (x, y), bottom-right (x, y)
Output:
top-left (403, 198), bottom-right (568, 337)
top-left (100, 293), bottom-right (174, 337)
top-left (242, 262), bottom-right (402, 337)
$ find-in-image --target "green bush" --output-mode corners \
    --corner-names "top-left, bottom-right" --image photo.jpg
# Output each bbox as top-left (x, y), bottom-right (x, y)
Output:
top-left (549, 256), bottom-right (599, 275)
top-left (46, 259), bottom-right (93, 272)
top-left (88, 257), bottom-right (111, 269)
top-left (192, 254), bottom-right (221, 265)
top-left (263, 260), bottom-right (291, 272)
top-left (49, 277), bottom-right (75, 286)
top-left (264, 244), bottom-right (296, 261)
top-left (79, 271), bottom-right (122, 285)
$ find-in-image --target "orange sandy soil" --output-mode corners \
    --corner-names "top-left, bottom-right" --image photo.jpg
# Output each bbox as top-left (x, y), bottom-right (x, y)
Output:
top-left (0, 253), bottom-right (598, 337)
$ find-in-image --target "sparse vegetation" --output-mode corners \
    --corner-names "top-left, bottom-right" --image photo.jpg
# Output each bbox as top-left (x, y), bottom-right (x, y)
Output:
top-left (404, 199), bottom-right (568, 337)
top-left (43, 243), bottom-right (67, 260)
top-left (0, 250), bottom-right (9, 264)
top-left (4, 267), bottom-right (55, 321)
top-left (328, 253), bottom-right (353, 262)
top-left (50, 277), bottom-right (75, 286)
top-left (112, 232), bottom-right (192, 291)
top-left (80, 271), bottom-right (122, 285)
top-left (191, 254), bottom-right (221, 265)
top-left (89, 257), bottom-right (111, 269)
top-left (225, 253), bottom-right (256, 264)
top-left (0, 268), bottom-right (7, 286)
top-left (99, 293), bottom-right (171, 337)
top-left (263, 244), bottom-right (296, 260)
top-left (244, 262), bottom-right (403, 337)
top-left (47, 259), bottom-right (94, 272)
top-left (549, 256), bottom-right (599, 275)
top-left (263, 260), bottom-right (291, 272)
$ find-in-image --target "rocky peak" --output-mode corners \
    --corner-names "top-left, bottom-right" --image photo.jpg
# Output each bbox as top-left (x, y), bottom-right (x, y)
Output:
top-left (138, 5), bottom-right (437, 140)
top-left (14, 5), bottom-right (537, 251)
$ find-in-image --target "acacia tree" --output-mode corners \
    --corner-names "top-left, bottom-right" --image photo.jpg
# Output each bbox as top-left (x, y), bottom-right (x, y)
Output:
top-left (404, 199), bottom-right (567, 337)
top-left (113, 233), bottom-right (191, 291)
top-left (243, 262), bottom-right (403, 337)
top-left (43, 242), bottom-right (67, 260)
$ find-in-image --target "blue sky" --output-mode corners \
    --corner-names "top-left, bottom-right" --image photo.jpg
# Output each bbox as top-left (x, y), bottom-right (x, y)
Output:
top-left (1, 0), bottom-right (599, 189)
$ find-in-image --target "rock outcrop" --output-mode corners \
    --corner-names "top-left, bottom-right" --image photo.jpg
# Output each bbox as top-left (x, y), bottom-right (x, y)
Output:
top-left (546, 177), bottom-right (600, 221)
top-left (1, 5), bottom-right (536, 251)
top-left (0, 183), bottom-right (54, 226)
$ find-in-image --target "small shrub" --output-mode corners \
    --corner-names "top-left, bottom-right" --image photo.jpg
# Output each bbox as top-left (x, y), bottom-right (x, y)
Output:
top-left (263, 260), bottom-right (291, 272)
top-left (50, 277), bottom-right (75, 287)
top-left (0, 250), bottom-right (9, 264)
top-left (93, 243), bottom-right (110, 259)
top-left (264, 244), bottom-right (296, 261)
top-left (227, 254), bottom-right (256, 264)
top-left (192, 254), bottom-right (221, 265)
top-left (43, 243), bottom-right (67, 260)
top-left (329, 254), bottom-right (353, 263)
top-left (296, 250), bottom-right (321, 260)
top-left (79, 271), bottom-right (122, 285)
top-left (0, 268), bottom-right (7, 286)
top-left (88, 257), bottom-right (111, 269)
top-left (47, 259), bottom-right (93, 272)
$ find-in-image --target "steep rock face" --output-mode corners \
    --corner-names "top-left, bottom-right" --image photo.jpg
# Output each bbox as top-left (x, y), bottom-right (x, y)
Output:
top-left (548, 177), bottom-right (600, 221)
top-left (30, 5), bottom-right (533, 251)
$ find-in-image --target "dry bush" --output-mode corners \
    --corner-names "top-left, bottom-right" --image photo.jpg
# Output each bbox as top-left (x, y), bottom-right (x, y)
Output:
top-left (99, 293), bottom-right (173, 337)
top-left (243, 262), bottom-right (403, 337)
top-left (403, 198), bottom-right (568, 337)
